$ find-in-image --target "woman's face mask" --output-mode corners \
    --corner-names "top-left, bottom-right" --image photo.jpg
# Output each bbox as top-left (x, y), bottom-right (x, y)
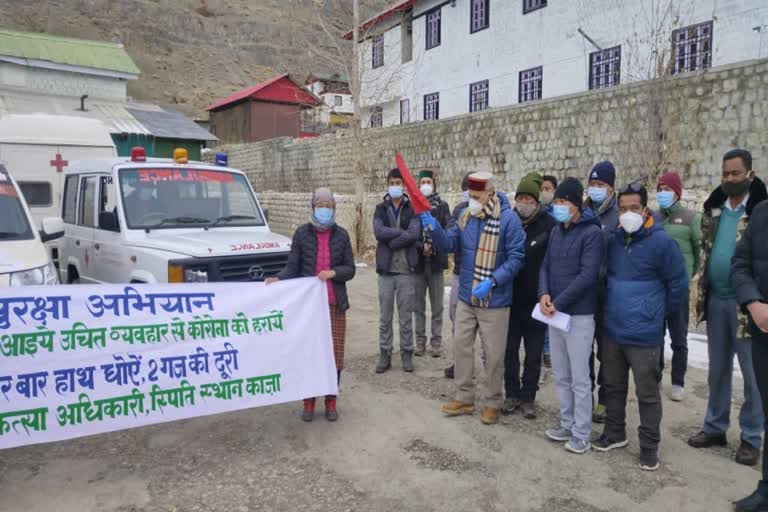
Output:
top-left (314, 207), bottom-right (335, 226)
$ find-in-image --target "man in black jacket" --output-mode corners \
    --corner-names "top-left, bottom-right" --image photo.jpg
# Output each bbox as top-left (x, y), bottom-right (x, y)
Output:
top-left (731, 199), bottom-right (768, 512)
top-left (413, 169), bottom-right (451, 358)
top-left (373, 168), bottom-right (421, 373)
top-left (502, 172), bottom-right (556, 419)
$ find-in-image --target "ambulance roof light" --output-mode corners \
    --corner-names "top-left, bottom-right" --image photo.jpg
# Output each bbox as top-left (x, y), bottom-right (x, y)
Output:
top-left (130, 146), bottom-right (146, 162)
top-left (173, 148), bottom-right (188, 164)
top-left (215, 152), bottom-right (228, 166)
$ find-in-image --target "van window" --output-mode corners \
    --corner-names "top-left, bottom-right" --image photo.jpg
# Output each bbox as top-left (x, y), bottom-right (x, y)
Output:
top-left (18, 181), bottom-right (53, 207)
top-left (78, 176), bottom-right (98, 227)
top-left (98, 176), bottom-right (118, 230)
top-left (63, 175), bottom-right (78, 224)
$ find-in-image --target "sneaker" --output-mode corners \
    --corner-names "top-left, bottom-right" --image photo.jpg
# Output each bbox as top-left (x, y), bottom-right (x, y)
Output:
top-left (688, 430), bottom-right (727, 448)
top-left (639, 449), bottom-right (659, 471)
top-left (480, 407), bottom-right (499, 425)
top-left (375, 350), bottom-right (391, 374)
top-left (592, 404), bottom-right (607, 424)
top-left (592, 433), bottom-right (629, 452)
top-left (444, 365), bottom-right (454, 379)
top-left (500, 398), bottom-right (521, 416)
top-left (414, 343), bottom-right (426, 357)
top-left (565, 438), bottom-right (591, 454)
top-left (401, 350), bottom-right (414, 372)
top-left (545, 427), bottom-right (572, 442)
top-left (543, 354), bottom-right (552, 368)
top-left (734, 486), bottom-right (768, 512)
top-left (430, 345), bottom-right (442, 358)
top-left (442, 400), bottom-right (474, 417)
top-left (736, 441), bottom-right (761, 466)
top-left (301, 398), bottom-right (315, 422)
top-left (324, 397), bottom-right (338, 422)
top-left (668, 385), bottom-right (685, 402)
top-left (520, 401), bottom-right (537, 419)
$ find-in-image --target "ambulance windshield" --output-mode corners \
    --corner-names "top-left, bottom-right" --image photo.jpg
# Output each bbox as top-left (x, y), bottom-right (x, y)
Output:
top-left (0, 172), bottom-right (34, 241)
top-left (118, 168), bottom-right (265, 230)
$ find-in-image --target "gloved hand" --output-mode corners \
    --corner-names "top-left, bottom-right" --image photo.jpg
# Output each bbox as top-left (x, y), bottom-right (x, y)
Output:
top-left (472, 279), bottom-right (493, 299)
top-left (420, 212), bottom-right (437, 231)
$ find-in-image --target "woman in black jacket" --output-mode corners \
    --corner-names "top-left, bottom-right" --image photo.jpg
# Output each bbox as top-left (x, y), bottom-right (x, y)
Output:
top-left (267, 187), bottom-right (356, 422)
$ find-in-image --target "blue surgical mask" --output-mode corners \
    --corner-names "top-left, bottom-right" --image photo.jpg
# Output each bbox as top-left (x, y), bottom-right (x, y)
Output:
top-left (588, 186), bottom-right (608, 204)
top-left (314, 207), bottom-right (335, 226)
top-left (656, 191), bottom-right (675, 209)
top-left (462, 190), bottom-right (470, 203)
top-left (388, 185), bottom-right (403, 199)
top-left (552, 204), bottom-right (573, 224)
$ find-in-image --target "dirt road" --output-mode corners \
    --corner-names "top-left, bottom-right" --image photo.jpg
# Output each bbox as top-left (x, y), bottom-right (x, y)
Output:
top-left (0, 268), bottom-right (759, 511)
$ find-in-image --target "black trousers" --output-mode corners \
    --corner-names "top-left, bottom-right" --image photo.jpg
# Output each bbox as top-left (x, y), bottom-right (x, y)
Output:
top-left (752, 334), bottom-right (768, 484)
top-left (660, 294), bottom-right (689, 387)
top-left (504, 306), bottom-right (546, 402)
top-left (589, 300), bottom-right (606, 406)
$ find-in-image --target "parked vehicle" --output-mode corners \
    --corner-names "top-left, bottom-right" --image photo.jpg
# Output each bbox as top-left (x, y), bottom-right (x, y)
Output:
top-left (0, 165), bottom-right (64, 287)
top-left (51, 147), bottom-right (291, 284)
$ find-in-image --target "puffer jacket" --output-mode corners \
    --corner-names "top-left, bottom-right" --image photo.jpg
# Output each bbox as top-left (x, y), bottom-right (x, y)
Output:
top-left (731, 199), bottom-right (768, 339)
top-left (538, 208), bottom-right (604, 316)
top-left (373, 194), bottom-right (421, 274)
top-left (450, 201), bottom-right (468, 275)
top-left (603, 216), bottom-right (688, 347)
top-left (431, 192), bottom-right (526, 308)
top-left (276, 223), bottom-right (356, 311)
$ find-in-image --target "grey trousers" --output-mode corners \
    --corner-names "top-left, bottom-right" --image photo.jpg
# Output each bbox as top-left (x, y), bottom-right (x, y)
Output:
top-left (549, 315), bottom-right (595, 443)
top-left (414, 264), bottom-right (444, 348)
top-left (454, 301), bottom-right (509, 408)
top-left (378, 273), bottom-right (415, 353)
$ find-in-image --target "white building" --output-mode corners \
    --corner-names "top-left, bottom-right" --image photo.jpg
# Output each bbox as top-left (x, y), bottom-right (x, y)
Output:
top-left (350, 0), bottom-right (768, 128)
top-left (306, 72), bottom-right (354, 128)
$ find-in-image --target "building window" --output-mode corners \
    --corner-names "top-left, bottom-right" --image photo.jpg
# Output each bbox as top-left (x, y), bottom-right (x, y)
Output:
top-left (470, 0), bottom-right (490, 33)
top-left (426, 8), bottom-right (441, 50)
top-left (370, 106), bottom-right (383, 128)
top-left (470, 80), bottom-right (489, 113)
top-left (334, 95), bottom-right (343, 107)
top-left (424, 92), bottom-right (439, 120)
top-left (672, 21), bottom-right (713, 74)
top-left (400, 99), bottom-right (411, 124)
top-left (519, 66), bottom-right (543, 103)
top-left (372, 35), bottom-right (384, 69)
top-left (523, 0), bottom-right (547, 14)
top-left (589, 46), bottom-right (621, 90)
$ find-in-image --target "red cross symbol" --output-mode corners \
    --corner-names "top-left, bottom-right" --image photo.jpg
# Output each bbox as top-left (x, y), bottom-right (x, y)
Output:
top-left (50, 153), bottom-right (69, 173)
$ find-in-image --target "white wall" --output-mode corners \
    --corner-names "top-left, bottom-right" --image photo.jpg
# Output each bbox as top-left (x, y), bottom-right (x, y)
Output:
top-left (359, 0), bottom-right (768, 127)
top-left (0, 62), bottom-right (128, 100)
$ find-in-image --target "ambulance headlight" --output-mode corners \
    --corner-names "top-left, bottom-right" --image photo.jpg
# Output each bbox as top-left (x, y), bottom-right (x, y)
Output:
top-left (9, 262), bottom-right (59, 287)
top-left (184, 269), bottom-right (208, 282)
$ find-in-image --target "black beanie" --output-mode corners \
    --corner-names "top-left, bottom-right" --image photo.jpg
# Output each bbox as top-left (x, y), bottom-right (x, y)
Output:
top-left (387, 168), bottom-right (402, 181)
top-left (555, 177), bottom-right (584, 209)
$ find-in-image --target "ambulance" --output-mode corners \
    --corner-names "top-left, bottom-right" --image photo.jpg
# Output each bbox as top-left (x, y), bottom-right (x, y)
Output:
top-left (0, 165), bottom-right (64, 287)
top-left (51, 147), bottom-right (291, 284)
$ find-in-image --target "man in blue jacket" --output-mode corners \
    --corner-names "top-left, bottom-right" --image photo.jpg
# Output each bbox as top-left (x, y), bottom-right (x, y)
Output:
top-left (421, 172), bottom-right (526, 425)
top-left (592, 183), bottom-right (688, 472)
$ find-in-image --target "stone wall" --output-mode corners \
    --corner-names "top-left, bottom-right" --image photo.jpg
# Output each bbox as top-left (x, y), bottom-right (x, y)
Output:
top-left (216, 59), bottom-right (768, 254)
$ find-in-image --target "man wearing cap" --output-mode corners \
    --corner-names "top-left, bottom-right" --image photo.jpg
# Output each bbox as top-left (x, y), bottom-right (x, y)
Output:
top-left (539, 177), bottom-right (604, 454)
top-left (585, 160), bottom-right (620, 423)
top-left (656, 172), bottom-right (701, 402)
top-left (373, 167), bottom-right (422, 374)
top-left (502, 172), bottom-right (556, 419)
top-left (592, 183), bottom-right (687, 472)
top-left (421, 172), bottom-right (526, 425)
top-left (413, 169), bottom-right (451, 358)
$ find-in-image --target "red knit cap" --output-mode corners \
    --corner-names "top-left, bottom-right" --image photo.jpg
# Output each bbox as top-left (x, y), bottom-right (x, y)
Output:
top-left (658, 172), bottom-right (683, 198)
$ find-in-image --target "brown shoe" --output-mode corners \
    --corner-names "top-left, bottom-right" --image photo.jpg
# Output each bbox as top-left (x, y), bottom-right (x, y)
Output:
top-left (480, 407), bottom-right (499, 425)
top-left (521, 401), bottom-right (537, 419)
top-left (735, 441), bottom-right (760, 466)
top-left (442, 401), bottom-right (474, 417)
top-left (688, 430), bottom-right (727, 448)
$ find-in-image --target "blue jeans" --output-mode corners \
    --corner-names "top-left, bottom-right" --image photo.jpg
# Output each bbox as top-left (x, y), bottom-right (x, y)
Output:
top-left (543, 333), bottom-right (550, 355)
top-left (703, 295), bottom-right (764, 448)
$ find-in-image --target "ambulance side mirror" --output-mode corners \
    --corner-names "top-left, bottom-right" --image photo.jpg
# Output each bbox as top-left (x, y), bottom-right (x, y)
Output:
top-left (40, 217), bottom-right (65, 242)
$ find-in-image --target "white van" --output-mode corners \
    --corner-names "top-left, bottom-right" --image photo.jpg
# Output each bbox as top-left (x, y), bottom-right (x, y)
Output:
top-left (52, 147), bottom-right (292, 284)
top-left (0, 165), bottom-right (64, 287)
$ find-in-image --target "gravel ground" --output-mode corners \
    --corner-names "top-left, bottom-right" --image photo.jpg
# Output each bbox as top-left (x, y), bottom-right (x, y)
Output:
top-left (0, 268), bottom-right (760, 512)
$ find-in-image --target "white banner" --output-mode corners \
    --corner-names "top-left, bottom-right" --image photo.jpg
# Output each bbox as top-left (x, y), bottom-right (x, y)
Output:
top-left (0, 278), bottom-right (337, 449)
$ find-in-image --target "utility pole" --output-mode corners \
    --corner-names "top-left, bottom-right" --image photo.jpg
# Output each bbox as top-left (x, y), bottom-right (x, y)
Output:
top-left (351, 0), bottom-right (365, 255)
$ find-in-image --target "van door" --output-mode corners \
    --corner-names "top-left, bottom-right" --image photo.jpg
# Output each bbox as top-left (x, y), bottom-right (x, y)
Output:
top-left (70, 175), bottom-right (98, 283)
top-left (92, 175), bottom-right (127, 283)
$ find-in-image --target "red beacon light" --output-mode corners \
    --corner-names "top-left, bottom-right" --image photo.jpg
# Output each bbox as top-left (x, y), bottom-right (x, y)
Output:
top-left (130, 146), bottom-right (147, 162)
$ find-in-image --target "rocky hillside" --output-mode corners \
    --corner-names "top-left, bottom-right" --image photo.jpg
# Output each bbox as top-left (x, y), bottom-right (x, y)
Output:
top-left (0, 0), bottom-right (386, 119)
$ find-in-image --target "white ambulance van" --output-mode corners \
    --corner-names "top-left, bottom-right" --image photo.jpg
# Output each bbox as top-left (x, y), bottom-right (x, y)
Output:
top-left (51, 147), bottom-right (291, 284)
top-left (0, 165), bottom-right (64, 287)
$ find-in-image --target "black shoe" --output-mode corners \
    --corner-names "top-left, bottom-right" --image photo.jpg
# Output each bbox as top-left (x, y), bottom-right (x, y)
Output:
top-left (375, 350), bottom-right (391, 373)
top-left (639, 448), bottom-right (659, 471)
top-left (592, 433), bottom-right (629, 452)
top-left (736, 441), bottom-right (761, 466)
top-left (734, 486), bottom-right (768, 512)
top-left (444, 365), bottom-right (454, 379)
top-left (401, 350), bottom-right (414, 373)
top-left (688, 430), bottom-right (727, 448)
top-left (500, 398), bottom-right (521, 416)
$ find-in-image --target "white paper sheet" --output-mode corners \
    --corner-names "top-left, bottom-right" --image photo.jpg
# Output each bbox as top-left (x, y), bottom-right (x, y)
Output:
top-left (531, 304), bottom-right (571, 332)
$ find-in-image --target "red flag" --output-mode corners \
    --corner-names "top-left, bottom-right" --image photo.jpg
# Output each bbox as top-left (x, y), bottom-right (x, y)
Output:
top-left (395, 152), bottom-right (431, 215)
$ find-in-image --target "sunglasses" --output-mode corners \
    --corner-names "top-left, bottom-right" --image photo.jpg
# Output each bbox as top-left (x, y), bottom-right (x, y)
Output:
top-left (619, 181), bottom-right (646, 194)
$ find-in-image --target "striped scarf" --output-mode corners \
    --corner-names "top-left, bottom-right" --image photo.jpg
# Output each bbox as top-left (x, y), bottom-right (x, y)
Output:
top-left (460, 193), bottom-right (501, 307)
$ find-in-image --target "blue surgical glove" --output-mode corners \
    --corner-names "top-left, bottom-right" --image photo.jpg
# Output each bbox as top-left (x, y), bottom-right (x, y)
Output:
top-left (420, 212), bottom-right (437, 231)
top-left (472, 279), bottom-right (494, 299)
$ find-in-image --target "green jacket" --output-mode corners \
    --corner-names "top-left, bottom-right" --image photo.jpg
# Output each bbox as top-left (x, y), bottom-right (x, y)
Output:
top-left (658, 201), bottom-right (701, 280)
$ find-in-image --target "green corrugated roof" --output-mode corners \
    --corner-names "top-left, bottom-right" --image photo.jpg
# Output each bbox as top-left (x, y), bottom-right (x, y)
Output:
top-left (0, 29), bottom-right (140, 75)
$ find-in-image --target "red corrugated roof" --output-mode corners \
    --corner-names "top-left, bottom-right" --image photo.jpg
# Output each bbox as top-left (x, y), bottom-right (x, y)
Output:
top-left (342, 0), bottom-right (418, 40)
top-left (205, 74), bottom-right (320, 111)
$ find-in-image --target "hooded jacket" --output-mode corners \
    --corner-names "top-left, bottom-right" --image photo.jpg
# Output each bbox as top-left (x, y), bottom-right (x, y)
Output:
top-left (373, 194), bottom-right (421, 275)
top-left (603, 216), bottom-right (689, 346)
top-left (538, 208), bottom-right (604, 316)
top-left (431, 192), bottom-right (526, 308)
